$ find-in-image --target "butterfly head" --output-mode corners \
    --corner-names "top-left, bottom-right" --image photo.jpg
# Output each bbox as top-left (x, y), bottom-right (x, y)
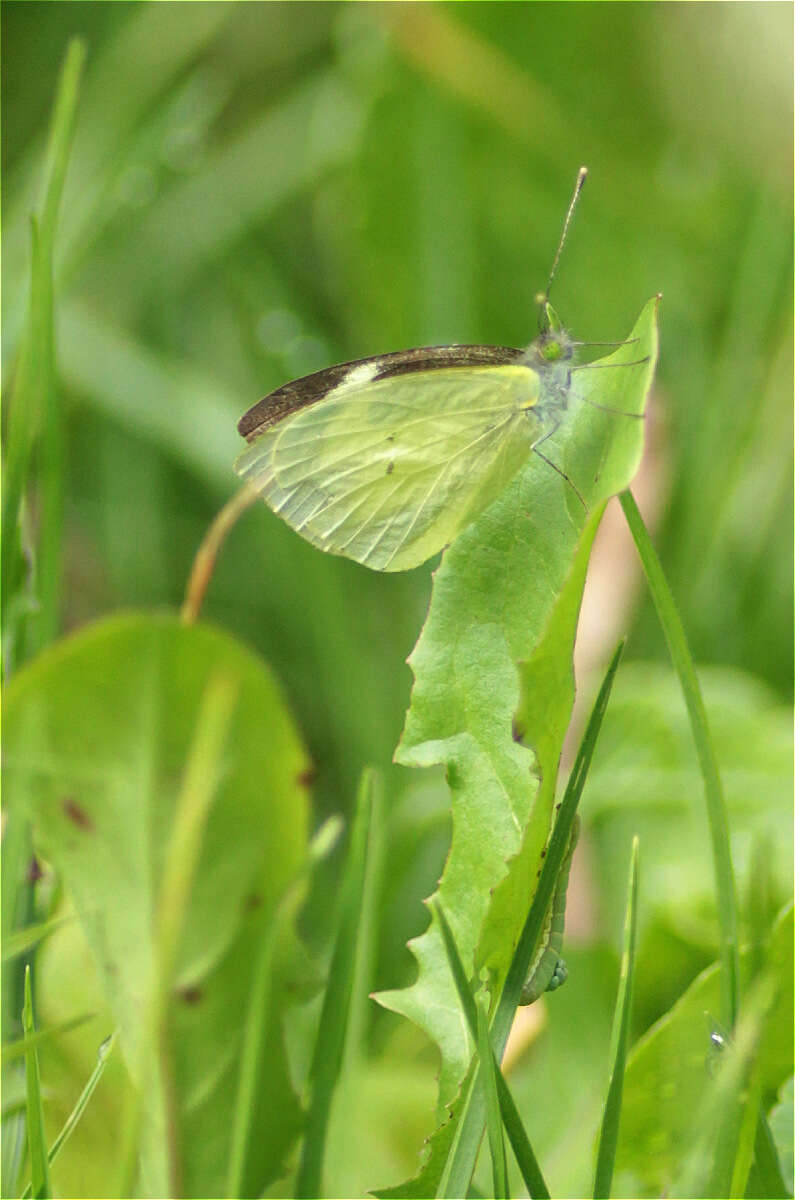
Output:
top-left (532, 298), bottom-right (575, 367)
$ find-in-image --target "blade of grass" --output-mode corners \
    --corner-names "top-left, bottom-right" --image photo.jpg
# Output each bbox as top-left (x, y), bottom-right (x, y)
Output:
top-left (224, 817), bottom-right (344, 1198)
top-left (1, 815), bottom-right (35, 1032)
top-left (3, 1013), bottom-right (96, 1065)
top-left (745, 834), bottom-right (775, 984)
top-left (593, 836), bottom-right (639, 1198)
top-left (729, 1075), bottom-right (762, 1199)
top-left (344, 761), bottom-right (385, 1072)
top-left (22, 967), bottom-right (50, 1199)
top-left (619, 488), bottom-right (739, 1028)
top-left (295, 768), bottom-right (378, 1198)
top-left (28, 38), bottom-right (87, 659)
top-left (20, 1033), bottom-right (117, 1200)
top-left (439, 642), bottom-right (625, 1198)
top-left (224, 902), bottom-right (280, 1199)
top-left (116, 671), bottom-right (238, 1198)
top-left (2, 916), bottom-right (73, 964)
top-left (1, 816), bottom-right (36, 1198)
top-left (3, 4), bottom-right (234, 329)
top-left (2, 1098), bottom-right (28, 1122)
top-left (2, 40), bottom-right (86, 668)
top-left (477, 998), bottom-right (508, 1199)
top-left (433, 900), bottom-right (550, 1199)
top-left (751, 1110), bottom-right (793, 1199)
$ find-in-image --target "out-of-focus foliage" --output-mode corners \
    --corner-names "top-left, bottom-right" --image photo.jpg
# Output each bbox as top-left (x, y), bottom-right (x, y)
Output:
top-left (3, 4), bottom-right (792, 1196)
top-left (4, 615), bottom-right (310, 1195)
top-left (4, 2), bottom-right (791, 795)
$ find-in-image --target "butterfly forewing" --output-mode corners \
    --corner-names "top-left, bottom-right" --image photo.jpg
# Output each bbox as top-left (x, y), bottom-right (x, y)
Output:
top-left (236, 362), bottom-right (543, 570)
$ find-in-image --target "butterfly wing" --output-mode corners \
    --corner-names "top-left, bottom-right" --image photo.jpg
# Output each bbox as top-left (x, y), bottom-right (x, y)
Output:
top-left (236, 362), bottom-right (542, 571)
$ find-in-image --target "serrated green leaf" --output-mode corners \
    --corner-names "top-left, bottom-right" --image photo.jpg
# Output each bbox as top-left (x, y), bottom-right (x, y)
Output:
top-left (440, 642), bottom-right (624, 1199)
top-left (375, 299), bottom-right (658, 1196)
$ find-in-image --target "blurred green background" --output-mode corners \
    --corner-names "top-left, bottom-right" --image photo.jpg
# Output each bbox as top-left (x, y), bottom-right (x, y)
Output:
top-left (3, 3), bottom-right (793, 1193)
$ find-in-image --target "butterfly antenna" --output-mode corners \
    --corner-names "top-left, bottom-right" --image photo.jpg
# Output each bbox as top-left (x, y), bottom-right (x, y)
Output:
top-left (542, 166), bottom-right (588, 306)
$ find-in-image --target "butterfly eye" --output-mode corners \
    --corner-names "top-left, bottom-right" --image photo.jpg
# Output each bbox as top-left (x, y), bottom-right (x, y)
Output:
top-left (541, 339), bottom-right (563, 362)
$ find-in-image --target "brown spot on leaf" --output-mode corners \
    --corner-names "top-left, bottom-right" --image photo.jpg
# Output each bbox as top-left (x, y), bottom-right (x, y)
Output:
top-left (296, 765), bottom-right (317, 789)
top-left (386, 461), bottom-right (394, 475)
top-left (244, 893), bottom-right (262, 912)
top-left (177, 985), bottom-right (203, 1005)
top-left (62, 798), bottom-right (93, 831)
top-left (27, 856), bottom-right (44, 884)
top-left (512, 719), bottom-right (525, 743)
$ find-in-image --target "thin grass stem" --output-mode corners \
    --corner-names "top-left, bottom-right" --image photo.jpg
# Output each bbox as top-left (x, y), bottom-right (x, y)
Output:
top-left (181, 483), bottom-right (260, 624)
top-left (295, 769), bottom-right (378, 1198)
top-left (22, 967), bottom-right (51, 1199)
top-left (619, 488), bottom-right (739, 1027)
top-left (592, 837), bottom-right (639, 1198)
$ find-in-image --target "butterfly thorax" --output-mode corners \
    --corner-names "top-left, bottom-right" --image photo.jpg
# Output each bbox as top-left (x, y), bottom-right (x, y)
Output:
top-left (521, 322), bottom-right (575, 423)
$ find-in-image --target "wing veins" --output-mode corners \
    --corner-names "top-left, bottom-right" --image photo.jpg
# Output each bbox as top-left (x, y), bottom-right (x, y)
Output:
top-left (275, 414), bottom-right (518, 493)
top-left (383, 411), bottom-right (518, 567)
top-left (271, 403), bottom-right (519, 469)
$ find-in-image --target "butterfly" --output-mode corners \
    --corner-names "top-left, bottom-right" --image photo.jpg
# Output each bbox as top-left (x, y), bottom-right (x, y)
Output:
top-left (235, 169), bottom-right (646, 572)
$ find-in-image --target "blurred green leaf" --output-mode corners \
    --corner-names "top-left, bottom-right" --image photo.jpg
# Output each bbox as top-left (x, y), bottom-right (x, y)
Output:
top-left (672, 978), bottom-right (773, 1198)
top-left (768, 1077), bottom-right (795, 1197)
top-left (614, 904), bottom-right (793, 1196)
top-left (585, 662), bottom-right (792, 1031)
top-left (3, 613), bottom-right (310, 1196)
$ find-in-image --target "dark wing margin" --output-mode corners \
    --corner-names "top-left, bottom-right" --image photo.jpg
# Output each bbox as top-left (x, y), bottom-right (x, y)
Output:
top-left (237, 344), bottom-right (525, 440)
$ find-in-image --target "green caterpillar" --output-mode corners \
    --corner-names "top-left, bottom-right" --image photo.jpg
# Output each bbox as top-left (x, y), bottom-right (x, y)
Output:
top-left (520, 814), bottom-right (581, 1005)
